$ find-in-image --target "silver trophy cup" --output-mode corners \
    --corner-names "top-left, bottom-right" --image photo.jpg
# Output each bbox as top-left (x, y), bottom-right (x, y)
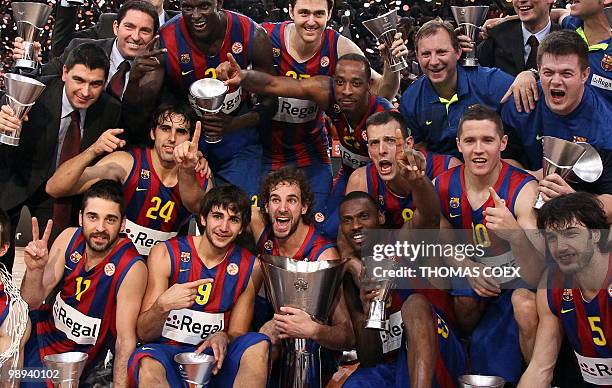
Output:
top-left (174, 352), bottom-right (215, 388)
top-left (42, 352), bottom-right (88, 388)
top-left (362, 9), bottom-right (409, 72)
top-left (451, 6), bottom-right (489, 67)
top-left (604, 7), bottom-right (612, 28)
top-left (567, 142), bottom-right (603, 184)
top-left (1, 73), bottom-right (46, 146)
top-left (12, 2), bottom-right (52, 71)
top-left (458, 375), bottom-right (505, 388)
top-left (189, 78), bottom-right (229, 144)
top-left (534, 136), bottom-right (586, 209)
top-left (261, 255), bottom-right (346, 388)
top-left (361, 256), bottom-right (395, 330)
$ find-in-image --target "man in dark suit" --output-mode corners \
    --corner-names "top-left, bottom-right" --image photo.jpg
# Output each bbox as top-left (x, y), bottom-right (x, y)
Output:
top-left (0, 43), bottom-right (121, 272)
top-left (51, 0), bottom-right (178, 57)
top-left (478, 0), bottom-right (560, 76)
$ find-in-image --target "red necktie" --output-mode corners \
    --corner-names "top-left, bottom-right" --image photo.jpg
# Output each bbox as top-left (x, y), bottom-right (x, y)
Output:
top-left (106, 60), bottom-right (131, 100)
top-left (53, 110), bottom-right (81, 230)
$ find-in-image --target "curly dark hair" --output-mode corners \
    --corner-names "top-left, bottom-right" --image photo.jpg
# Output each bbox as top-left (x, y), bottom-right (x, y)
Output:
top-left (260, 167), bottom-right (314, 224)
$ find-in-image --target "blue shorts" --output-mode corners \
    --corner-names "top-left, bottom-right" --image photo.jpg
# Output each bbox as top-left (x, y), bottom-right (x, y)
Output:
top-left (314, 166), bottom-right (353, 239)
top-left (261, 162), bottom-right (332, 216)
top-left (207, 142), bottom-right (262, 199)
top-left (343, 307), bottom-right (466, 388)
top-left (128, 332), bottom-right (270, 388)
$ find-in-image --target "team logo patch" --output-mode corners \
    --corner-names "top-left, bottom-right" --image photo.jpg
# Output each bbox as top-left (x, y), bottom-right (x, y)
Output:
top-left (450, 197), bottom-right (460, 209)
top-left (562, 288), bottom-right (573, 302)
top-left (227, 263), bottom-right (239, 276)
top-left (602, 54), bottom-right (612, 72)
top-left (232, 42), bottom-right (243, 55)
top-left (572, 135), bottom-right (588, 143)
top-left (608, 283), bottom-right (612, 298)
top-left (264, 240), bottom-right (273, 251)
top-left (378, 195), bottom-right (385, 206)
top-left (273, 48), bottom-right (281, 58)
top-left (180, 252), bottom-right (191, 263)
top-left (69, 251), bottom-right (82, 264)
top-left (315, 212), bottom-right (325, 223)
top-left (333, 104), bottom-right (341, 113)
top-left (140, 169), bottom-right (150, 180)
top-left (180, 53), bottom-right (191, 64)
top-left (320, 56), bottom-right (330, 67)
top-left (362, 131), bottom-right (368, 141)
top-left (104, 263), bottom-right (116, 276)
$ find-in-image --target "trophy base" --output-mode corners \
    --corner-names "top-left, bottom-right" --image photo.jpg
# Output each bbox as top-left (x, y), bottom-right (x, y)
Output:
top-left (390, 59), bottom-right (409, 73)
top-left (365, 319), bottom-right (388, 331)
top-left (204, 135), bottom-right (223, 144)
top-left (0, 133), bottom-right (20, 146)
top-left (15, 59), bottom-right (37, 71)
top-left (461, 58), bottom-right (479, 67)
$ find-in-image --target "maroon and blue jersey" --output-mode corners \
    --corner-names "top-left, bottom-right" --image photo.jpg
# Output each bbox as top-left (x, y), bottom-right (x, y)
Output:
top-left (364, 151), bottom-right (451, 228)
top-left (328, 83), bottom-right (394, 170)
top-left (261, 21), bottom-right (341, 169)
top-left (0, 284), bottom-right (9, 328)
top-left (35, 228), bottom-right (142, 378)
top-left (159, 235), bottom-right (256, 346)
top-left (547, 259), bottom-right (612, 386)
top-left (122, 147), bottom-right (208, 256)
top-left (256, 224), bottom-right (335, 261)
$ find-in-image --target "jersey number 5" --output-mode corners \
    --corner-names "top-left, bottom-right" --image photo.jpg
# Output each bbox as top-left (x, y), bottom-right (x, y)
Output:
top-left (588, 316), bottom-right (607, 346)
top-left (146, 197), bottom-right (175, 223)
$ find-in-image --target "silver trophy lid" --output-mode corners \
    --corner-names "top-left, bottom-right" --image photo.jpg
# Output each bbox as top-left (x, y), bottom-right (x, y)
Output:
top-left (568, 142), bottom-right (603, 183)
top-left (4, 73), bottom-right (46, 104)
top-left (43, 352), bottom-right (88, 385)
top-left (12, 2), bottom-right (52, 26)
top-left (174, 352), bottom-right (215, 386)
top-left (451, 6), bottom-right (489, 27)
top-left (541, 136), bottom-right (586, 171)
top-left (362, 9), bottom-right (400, 37)
top-left (458, 374), bottom-right (505, 388)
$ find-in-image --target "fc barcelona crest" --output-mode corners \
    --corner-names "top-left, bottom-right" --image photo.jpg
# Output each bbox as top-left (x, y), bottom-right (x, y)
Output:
top-left (572, 135), bottom-right (588, 143)
top-left (180, 251), bottom-right (191, 262)
top-left (180, 53), bottom-right (191, 64)
top-left (333, 104), bottom-right (341, 113)
top-left (273, 48), bottom-right (281, 58)
top-left (602, 54), bottom-right (612, 72)
top-left (562, 288), bottom-right (573, 302)
top-left (69, 251), bottom-right (82, 263)
top-left (450, 197), bottom-right (460, 209)
top-left (140, 169), bottom-right (150, 180)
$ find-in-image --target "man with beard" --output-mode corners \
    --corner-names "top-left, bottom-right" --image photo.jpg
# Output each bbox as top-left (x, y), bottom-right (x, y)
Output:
top-left (46, 102), bottom-right (211, 256)
top-left (339, 191), bottom-right (465, 388)
top-left (128, 185), bottom-right (270, 388)
top-left (20, 180), bottom-right (147, 387)
top-left (518, 192), bottom-right (611, 387)
top-left (219, 52), bottom-right (395, 236)
top-left (259, 0), bottom-right (407, 214)
top-left (435, 105), bottom-right (543, 384)
top-left (346, 111), bottom-right (456, 229)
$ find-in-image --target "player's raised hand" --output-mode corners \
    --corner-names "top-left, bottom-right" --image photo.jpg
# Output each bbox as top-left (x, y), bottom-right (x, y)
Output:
top-left (466, 261), bottom-right (501, 298)
top-left (483, 187), bottom-right (521, 242)
top-left (174, 121), bottom-right (202, 170)
top-left (129, 36), bottom-right (167, 81)
top-left (538, 173), bottom-right (575, 202)
top-left (195, 331), bottom-right (229, 375)
top-left (394, 128), bottom-right (426, 182)
top-left (24, 217), bottom-right (53, 272)
top-left (218, 53), bottom-right (244, 86)
top-left (0, 105), bottom-right (24, 134)
top-left (88, 128), bottom-right (126, 156)
top-left (378, 32), bottom-right (408, 61)
top-left (156, 278), bottom-right (213, 312)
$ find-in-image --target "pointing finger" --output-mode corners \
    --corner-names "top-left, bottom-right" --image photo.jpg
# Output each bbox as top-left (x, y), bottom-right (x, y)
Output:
top-left (192, 121), bottom-right (202, 148)
top-left (184, 278), bottom-right (213, 289)
top-left (394, 128), bottom-right (404, 162)
top-left (488, 187), bottom-right (505, 208)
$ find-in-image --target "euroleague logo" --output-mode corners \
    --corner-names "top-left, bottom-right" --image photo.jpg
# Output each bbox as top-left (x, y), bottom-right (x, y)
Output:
top-left (315, 212), bottom-right (325, 223)
top-left (104, 263), bottom-right (115, 276)
top-left (232, 42), bottom-right (243, 55)
top-left (320, 56), bottom-right (330, 68)
top-left (227, 263), bottom-right (239, 276)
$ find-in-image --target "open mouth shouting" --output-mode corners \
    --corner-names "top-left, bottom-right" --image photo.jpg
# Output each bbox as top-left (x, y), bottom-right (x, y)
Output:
top-left (273, 214), bottom-right (292, 234)
top-left (378, 159), bottom-right (394, 176)
top-left (549, 88), bottom-right (566, 104)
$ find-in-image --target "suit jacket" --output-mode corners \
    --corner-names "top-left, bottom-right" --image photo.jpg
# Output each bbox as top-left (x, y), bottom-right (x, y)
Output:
top-left (44, 38), bottom-right (115, 77)
top-left (477, 19), bottom-right (561, 76)
top-left (0, 76), bottom-right (122, 210)
top-left (51, 4), bottom-right (179, 57)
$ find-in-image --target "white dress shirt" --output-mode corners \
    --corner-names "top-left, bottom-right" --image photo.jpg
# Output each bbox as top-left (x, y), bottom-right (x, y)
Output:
top-left (521, 19), bottom-right (552, 63)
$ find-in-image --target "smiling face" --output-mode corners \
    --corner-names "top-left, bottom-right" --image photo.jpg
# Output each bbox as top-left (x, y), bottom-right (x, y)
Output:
top-left (512, 0), bottom-right (553, 29)
top-left (569, 0), bottom-right (610, 18)
top-left (113, 9), bottom-right (155, 59)
top-left (181, 0), bottom-right (220, 41)
top-left (545, 221), bottom-right (597, 275)
top-left (540, 53), bottom-right (589, 116)
top-left (62, 64), bottom-right (106, 110)
top-left (200, 205), bottom-right (243, 250)
top-left (333, 60), bottom-right (370, 116)
top-left (80, 197), bottom-right (124, 254)
top-left (457, 119), bottom-right (507, 177)
top-left (150, 112), bottom-right (192, 164)
top-left (265, 182), bottom-right (308, 240)
top-left (416, 28), bottom-right (461, 94)
top-left (289, 0), bottom-right (331, 45)
top-left (366, 120), bottom-right (412, 182)
top-left (340, 197), bottom-right (384, 253)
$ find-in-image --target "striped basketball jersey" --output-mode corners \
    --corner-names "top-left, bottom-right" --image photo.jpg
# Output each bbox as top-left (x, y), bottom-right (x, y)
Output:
top-left (0, 283), bottom-right (8, 327)
top-left (547, 259), bottom-right (612, 386)
top-left (160, 235), bottom-right (256, 346)
top-left (436, 162), bottom-right (534, 280)
top-left (257, 223), bottom-right (336, 261)
top-left (122, 147), bottom-right (208, 255)
top-left (261, 22), bottom-right (341, 169)
top-left (365, 152), bottom-right (452, 228)
top-left (36, 228), bottom-right (142, 378)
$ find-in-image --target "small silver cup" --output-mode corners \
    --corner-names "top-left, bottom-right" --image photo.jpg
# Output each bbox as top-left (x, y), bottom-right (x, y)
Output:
top-left (1, 73), bottom-right (46, 146)
top-left (42, 352), bottom-right (88, 388)
top-left (12, 2), bottom-right (53, 71)
top-left (458, 374), bottom-right (505, 388)
top-left (174, 352), bottom-right (215, 388)
top-left (451, 6), bottom-right (489, 67)
top-left (362, 9), bottom-right (410, 72)
top-left (189, 78), bottom-right (229, 144)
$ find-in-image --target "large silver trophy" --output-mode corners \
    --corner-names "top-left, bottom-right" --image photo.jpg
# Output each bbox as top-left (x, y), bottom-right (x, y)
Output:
top-left (451, 6), bottom-right (489, 67)
top-left (361, 256), bottom-right (395, 330)
top-left (261, 255), bottom-right (346, 388)
top-left (42, 352), bottom-right (88, 388)
top-left (567, 142), bottom-right (603, 184)
top-left (362, 9), bottom-right (410, 72)
top-left (12, 2), bottom-right (53, 71)
top-left (534, 136), bottom-right (586, 209)
top-left (1, 73), bottom-right (46, 146)
top-left (458, 375), bottom-right (505, 388)
top-left (604, 7), bottom-right (612, 28)
top-left (189, 78), bottom-right (228, 144)
top-left (174, 352), bottom-right (215, 388)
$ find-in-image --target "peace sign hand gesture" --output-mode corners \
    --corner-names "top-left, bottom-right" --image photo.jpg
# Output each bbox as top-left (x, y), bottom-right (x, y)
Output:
top-left (24, 217), bottom-right (53, 272)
